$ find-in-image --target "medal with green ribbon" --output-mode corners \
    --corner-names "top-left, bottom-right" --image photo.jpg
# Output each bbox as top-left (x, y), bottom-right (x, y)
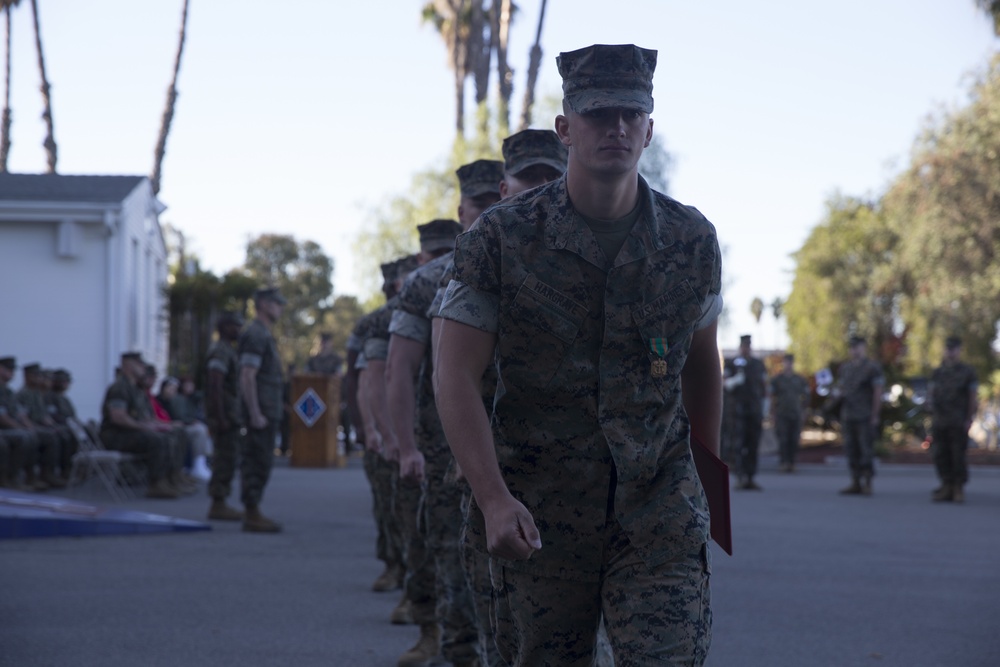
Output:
top-left (649, 338), bottom-right (668, 378)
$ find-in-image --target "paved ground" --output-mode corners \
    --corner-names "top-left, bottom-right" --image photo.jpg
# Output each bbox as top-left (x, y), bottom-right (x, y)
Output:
top-left (1, 452), bottom-right (998, 667)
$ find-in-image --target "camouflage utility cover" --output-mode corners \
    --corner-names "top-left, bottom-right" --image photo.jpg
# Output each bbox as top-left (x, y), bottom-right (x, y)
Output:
top-left (440, 176), bottom-right (721, 581)
top-left (558, 44), bottom-right (656, 114)
top-left (502, 129), bottom-right (567, 175)
top-left (456, 160), bottom-right (504, 198)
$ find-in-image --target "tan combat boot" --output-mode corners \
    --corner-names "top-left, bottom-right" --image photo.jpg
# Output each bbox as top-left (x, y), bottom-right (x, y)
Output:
top-left (951, 484), bottom-right (965, 503)
top-left (146, 478), bottom-right (180, 499)
top-left (859, 474), bottom-right (873, 496)
top-left (931, 484), bottom-right (953, 502)
top-left (372, 562), bottom-right (404, 592)
top-left (397, 622), bottom-right (441, 667)
top-left (207, 498), bottom-right (244, 521)
top-left (243, 505), bottom-right (282, 533)
top-left (390, 595), bottom-right (415, 625)
top-left (839, 477), bottom-right (862, 495)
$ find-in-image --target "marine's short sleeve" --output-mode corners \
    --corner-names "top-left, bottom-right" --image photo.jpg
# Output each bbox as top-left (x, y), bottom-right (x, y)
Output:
top-left (355, 352), bottom-right (368, 370)
top-left (238, 324), bottom-right (267, 369)
top-left (363, 337), bottom-right (390, 362)
top-left (437, 281), bottom-right (500, 333)
top-left (694, 292), bottom-right (723, 331)
top-left (103, 382), bottom-right (130, 412)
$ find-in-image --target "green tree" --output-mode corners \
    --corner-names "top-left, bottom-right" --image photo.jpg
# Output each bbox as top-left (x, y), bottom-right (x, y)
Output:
top-left (976, 0), bottom-right (1000, 35)
top-left (882, 55), bottom-right (1000, 377)
top-left (241, 234), bottom-right (335, 369)
top-left (316, 295), bottom-right (367, 358)
top-left (784, 196), bottom-right (898, 374)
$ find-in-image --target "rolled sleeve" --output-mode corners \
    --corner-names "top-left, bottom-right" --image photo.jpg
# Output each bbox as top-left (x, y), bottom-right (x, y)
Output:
top-left (389, 310), bottom-right (431, 343)
top-left (437, 280), bottom-right (500, 334)
top-left (363, 337), bottom-right (390, 362)
top-left (240, 353), bottom-right (263, 369)
top-left (694, 292), bottom-right (723, 331)
top-left (354, 352), bottom-right (369, 370)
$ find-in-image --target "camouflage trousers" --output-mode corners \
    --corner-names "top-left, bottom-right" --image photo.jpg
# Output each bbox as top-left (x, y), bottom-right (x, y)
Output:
top-left (208, 426), bottom-right (243, 500)
top-left (489, 529), bottom-right (712, 666)
top-left (841, 418), bottom-right (876, 477)
top-left (423, 446), bottom-right (479, 664)
top-left (732, 411), bottom-right (763, 479)
top-left (0, 430), bottom-right (38, 484)
top-left (396, 465), bottom-right (436, 623)
top-left (461, 495), bottom-right (508, 667)
top-left (363, 449), bottom-right (403, 567)
top-left (241, 422), bottom-right (276, 508)
top-left (102, 429), bottom-right (172, 482)
top-left (774, 415), bottom-right (803, 466)
top-left (932, 421), bottom-right (970, 486)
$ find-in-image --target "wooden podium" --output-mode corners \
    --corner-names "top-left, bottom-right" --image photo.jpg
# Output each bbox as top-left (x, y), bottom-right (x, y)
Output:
top-left (289, 373), bottom-right (345, 468)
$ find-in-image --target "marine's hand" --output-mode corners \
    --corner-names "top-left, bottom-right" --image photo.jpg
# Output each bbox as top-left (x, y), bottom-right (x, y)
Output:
top-left (399, 448), bottom-right (425, 482)
top-left (482, 495), bottom-right (541, 561)
top-left (249, 414), bottom-right (268, 430)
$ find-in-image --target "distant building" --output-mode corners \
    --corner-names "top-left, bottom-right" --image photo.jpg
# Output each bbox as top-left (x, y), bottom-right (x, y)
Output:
top-left (0, 174), bottom-right (169, 420)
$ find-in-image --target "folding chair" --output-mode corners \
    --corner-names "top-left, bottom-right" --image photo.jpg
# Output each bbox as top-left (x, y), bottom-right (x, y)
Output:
top-left (64, 419), bottom-right (142, 502)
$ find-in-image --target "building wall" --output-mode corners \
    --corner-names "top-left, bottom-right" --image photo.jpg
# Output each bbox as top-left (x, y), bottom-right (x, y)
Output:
top-left (0, 180), bottom-right (169, 422)
top-left (0, 219), bottom-right (109, 420)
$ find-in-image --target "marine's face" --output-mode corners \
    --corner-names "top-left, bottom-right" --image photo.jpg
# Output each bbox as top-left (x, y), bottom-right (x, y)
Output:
top-left (458, 193), bottom-right (501, 229)
top-left (556, 106), bottom-right (652, 178)
top-left (500, 164), bottom-right (564, 198)
top-left (0, 366), bottom-right (11, 383)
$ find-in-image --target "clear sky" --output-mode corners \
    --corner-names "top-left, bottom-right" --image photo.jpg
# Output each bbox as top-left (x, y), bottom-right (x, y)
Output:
top-left (3, 0), bottom-right (996, 349)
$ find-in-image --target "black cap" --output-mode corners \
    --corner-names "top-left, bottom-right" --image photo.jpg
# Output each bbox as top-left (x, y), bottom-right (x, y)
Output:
top-left (23, 362), bottom-right (42, 375)
top-left (456, 160), bottom-right (504, 198)
top-left (945, 336), bottom-right (962, 350)
top-left (0, 356), bottom-right (16, 370)
top-left (848, 335), bottom-right (866, 347)
top-left (417, 219), bottom-right (463, 253)
top-left (217, 311), bottom-right (244, 327)
top-left (739, 335), bottom-right (751, 344)
top-left (53, 369), bottom-right (71, 380)
top-left (254, 287), bottom-right (287, 305)
top-left (121, 351), bottom-right (144, 364)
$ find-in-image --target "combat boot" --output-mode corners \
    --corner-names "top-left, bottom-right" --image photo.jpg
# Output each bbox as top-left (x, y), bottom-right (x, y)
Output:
top-left (931, 484), bottom-right (953, 502)
top-left (390, 595), bottom-right (415, 625)
top-left (951, 484), bottom-right (965, 503)
top-left (397, 622), bottom-right (441, 667)
top-left (243, 505), bottom-right (282, 533)
top-left (146, 478), bottom-right (180, 499)
top-left (859, 474), bottom-right (873, 496)
top-left (839, 477), bottom-right (862, 495)
top-left (372, 562), bottom-right (404, 592)
top-left (207, 498), bottom-right (244, 521)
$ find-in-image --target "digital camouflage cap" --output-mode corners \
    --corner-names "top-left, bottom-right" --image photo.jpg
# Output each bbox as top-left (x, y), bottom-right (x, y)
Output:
top-left (455, 159), bottom-right (504, 197)
top-left (502, 129), bottom-right (568, 176)
top-left (254, 286), bottom-right (287, 305)
top-left (417, 219), bottom-right (463, 253)
top-left (557, 43), bottom-right (657, 114)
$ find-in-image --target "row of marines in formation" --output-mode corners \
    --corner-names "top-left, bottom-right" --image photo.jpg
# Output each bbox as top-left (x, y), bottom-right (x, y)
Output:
top-left (342, 127), bottom-right (568, 667)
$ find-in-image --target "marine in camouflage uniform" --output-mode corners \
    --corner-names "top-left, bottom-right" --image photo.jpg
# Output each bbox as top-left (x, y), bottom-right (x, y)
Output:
top-left (355, 256), bottom-right (418, 596)
top-left (206, 312), bottom-right (246, 521)
top-left (833, 336), bottom-right (883, 495)
top-left (436, 44), bottom-right (722, 666)
top-left (928, 336), bottom-right (978, 503)
top-left (0, 356), bottom-right (43, 490)
top-left (238, 287), bottom-right (286, 532)
top-left (723, 335), bottom-right (768, 490)
top-left (100, 351), bottom-right (179, 498)
top-left (387, 217), bottom-right (479, 667)
top-left (15, 363), bottom-right (68, 486)
top-left (46, 368), bottom-right (80, 477)
top-left (429, 129), bottom-right (569, 667)
top-left (769, 354), bottom-right (810, 472)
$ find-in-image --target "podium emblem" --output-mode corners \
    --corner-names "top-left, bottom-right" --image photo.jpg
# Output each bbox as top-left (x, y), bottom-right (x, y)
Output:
top-left (293, 387), bottom-right (327, 428)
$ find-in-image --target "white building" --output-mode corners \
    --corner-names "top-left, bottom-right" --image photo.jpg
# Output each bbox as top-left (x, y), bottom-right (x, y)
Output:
top-left (0, 174), bottom-right (169, 421)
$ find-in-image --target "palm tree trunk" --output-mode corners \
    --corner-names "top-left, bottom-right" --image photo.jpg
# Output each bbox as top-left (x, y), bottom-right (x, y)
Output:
top-left (494, 0), bottom-right (512, 134)
top-left (1, 6), bottom-right (12, 172)
top-left (29, 0), bottom-right (55, 173)
top-left (451, 0), bottom-right (466, 136)
top-left (151, 0), bottom-right (190, 195)
top-left (518, 0), bottom-right (547, 132)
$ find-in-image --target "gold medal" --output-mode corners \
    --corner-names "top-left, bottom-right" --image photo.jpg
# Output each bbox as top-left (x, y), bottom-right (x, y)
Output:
top-left (651, 358), bottom-right (667, 378)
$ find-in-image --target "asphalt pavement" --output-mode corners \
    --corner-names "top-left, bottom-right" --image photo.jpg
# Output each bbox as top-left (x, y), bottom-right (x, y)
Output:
top-left (1, 452), bottom-right (998, 667)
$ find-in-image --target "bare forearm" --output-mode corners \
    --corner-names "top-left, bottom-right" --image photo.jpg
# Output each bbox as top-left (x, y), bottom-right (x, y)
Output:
top-left (240, 368), bottom-right (263, 422)
top-left (682, 322), bottom-right (723, 455)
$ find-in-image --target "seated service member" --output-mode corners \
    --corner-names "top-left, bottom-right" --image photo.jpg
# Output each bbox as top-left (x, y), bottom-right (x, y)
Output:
top-left (435, 44), bottom-right (722, 665)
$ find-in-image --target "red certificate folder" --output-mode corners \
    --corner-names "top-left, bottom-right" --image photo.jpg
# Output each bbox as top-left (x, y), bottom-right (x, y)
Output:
top-left (691, 437), bottom-right (733, 555)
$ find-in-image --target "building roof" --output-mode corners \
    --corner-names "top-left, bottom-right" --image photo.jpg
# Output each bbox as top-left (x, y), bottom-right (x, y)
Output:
top-left (0, 174), bottom-right (145, 204)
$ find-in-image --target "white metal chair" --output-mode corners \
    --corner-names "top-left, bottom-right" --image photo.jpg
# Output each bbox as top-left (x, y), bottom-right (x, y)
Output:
top-left (64, 419), bottom-right (143, 502)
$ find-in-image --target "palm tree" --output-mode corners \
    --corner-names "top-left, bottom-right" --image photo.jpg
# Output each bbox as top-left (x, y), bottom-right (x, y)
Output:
top-left (29, 0), bottom-right (55, 173)
top-left (422, 0), bottom-right (470, 135)
top-left (491, 0), bottom-right (513, 134)
top-left (151, 0), bottom-right (191, 196)
top-left (0, 0), bottom-right (20, 172)
top-left (517, 0), bottom-right (547, 131)
top-left (975, 0), bottom-right (1000, 34)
